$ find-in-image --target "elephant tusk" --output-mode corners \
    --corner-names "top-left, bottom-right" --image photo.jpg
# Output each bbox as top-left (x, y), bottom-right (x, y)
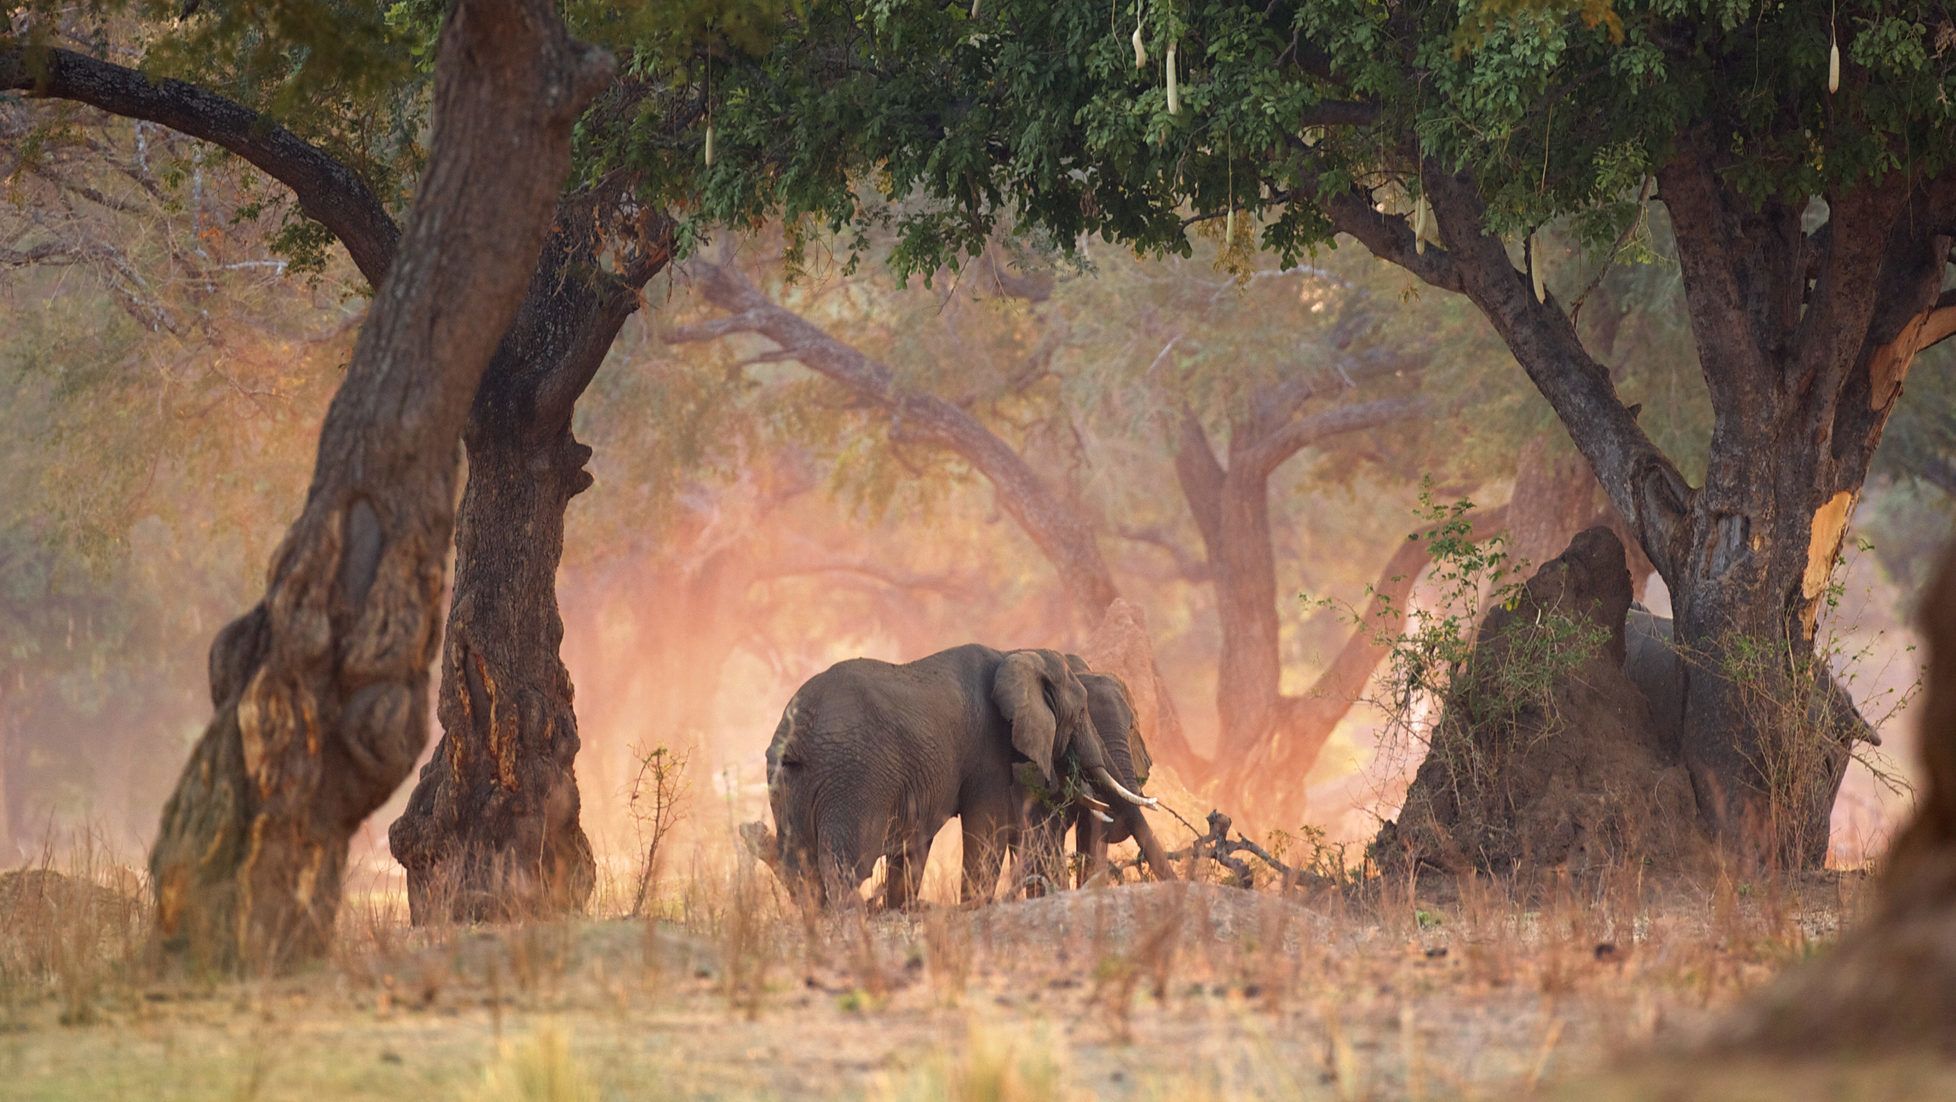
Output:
top-left (1093, 766), bottom-right (1158, 808)
top-left (1090, 808), bottom-right (1115, 824)
top-left (1078, 792), bottom-right (1111, 813)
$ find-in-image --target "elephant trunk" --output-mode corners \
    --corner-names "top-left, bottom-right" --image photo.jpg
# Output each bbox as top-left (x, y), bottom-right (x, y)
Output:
top-left (1129, 813), bottom-right (1178, 882)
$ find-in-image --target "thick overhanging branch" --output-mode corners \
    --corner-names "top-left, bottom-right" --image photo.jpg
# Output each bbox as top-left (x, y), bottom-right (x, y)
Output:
top-left (1293, 158), bottom-right (1466, 295)
top-left (1415, 168), bottom-right (1692, 579)
top-left (1, 41), bottom-right (401, 286)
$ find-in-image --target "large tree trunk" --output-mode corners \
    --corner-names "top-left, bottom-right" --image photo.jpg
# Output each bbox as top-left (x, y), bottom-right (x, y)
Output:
top-left (1648, 166), bottom-right (1949, 864)
top-left (145, 0), bottom-right (607, 971)
top-left (1390, 156), bottom-right (1956, 866)
top-left (389, 210), bottom-right (670, 924)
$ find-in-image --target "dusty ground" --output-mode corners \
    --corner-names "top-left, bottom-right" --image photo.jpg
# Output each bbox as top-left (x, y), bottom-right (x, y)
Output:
top-left (1, 859), bottom-right (1949, 1101)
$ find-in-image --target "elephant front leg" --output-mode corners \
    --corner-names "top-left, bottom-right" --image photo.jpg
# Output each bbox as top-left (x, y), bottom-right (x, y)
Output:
top-left (1013, 796), bottom-right (1070, 898)
top-left (881, 833), bottom-right (932, 911)
top-left (1075, 811), bottom-right (1107, 888)
top-left (959, 807), bottom-right (1014, 906)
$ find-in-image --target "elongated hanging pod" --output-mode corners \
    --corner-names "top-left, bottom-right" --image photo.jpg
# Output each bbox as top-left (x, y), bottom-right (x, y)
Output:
top-left (1530, 234), bottom-right (1546, 302)
top-left (703, 122), bottom-right (716, 167)
top-left (1165, 40), bottom-right (1181, 114)
top-left (1413, 195), bottom-right (1430, 255)
top-left (1828, 37), bottom-right (1841, 94)
top-left (1132, 22), bottom-right (1147, 68)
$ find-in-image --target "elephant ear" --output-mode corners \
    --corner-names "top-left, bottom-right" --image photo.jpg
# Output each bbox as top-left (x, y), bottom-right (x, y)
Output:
top-left (994, 650), bottom-right (1060, 786)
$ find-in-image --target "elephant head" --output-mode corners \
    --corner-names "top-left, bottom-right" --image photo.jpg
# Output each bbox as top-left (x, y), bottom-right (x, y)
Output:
top-left (992, 648), bottom-right (1157, 813)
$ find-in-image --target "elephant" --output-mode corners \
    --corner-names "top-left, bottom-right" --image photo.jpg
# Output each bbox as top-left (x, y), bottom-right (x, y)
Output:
top-left (1624, 603), bottom-right (1877, 760)
top-left (758, 643), bottom-right (1156, 908)
top-left (1015, 663), bottom-right (1177, 891)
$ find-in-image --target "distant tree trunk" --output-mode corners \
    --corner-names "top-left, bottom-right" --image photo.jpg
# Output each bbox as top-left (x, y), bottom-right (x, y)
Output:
top-left (1171, 395), bottom-right (1497, 815)
top-left (1394, 157), bottom-right (1956, 864)
top-left (389, 206), bottom-right (672, 924)
top-left (1506, 434), bottom-right (1654, 598)
top-left (676, 257), bottom-right (1206, 775)
top-left (145, 0), bottom-right (608, 970)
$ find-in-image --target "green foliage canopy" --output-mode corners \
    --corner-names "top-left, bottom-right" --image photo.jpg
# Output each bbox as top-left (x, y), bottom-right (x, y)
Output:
top-left (692, 0), bottom-right (1956, 273)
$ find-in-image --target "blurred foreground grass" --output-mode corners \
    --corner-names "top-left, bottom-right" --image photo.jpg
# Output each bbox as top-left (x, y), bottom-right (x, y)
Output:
top-left (1, 838), bottom-right (1950, 1101)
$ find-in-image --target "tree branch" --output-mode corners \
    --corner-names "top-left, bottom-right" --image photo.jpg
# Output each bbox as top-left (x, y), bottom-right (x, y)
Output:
top-left (1113, 523), bottom-right (1211, 583)
top-left (1414, 167), bottom-right (1692, 580)
top-left (0, 41), bottom-right (400, 285)
top-left (1296, 161), bottom-right (1465, 295)
top-left (1275, 503), bottom-right (1513, 762)
top-left (1172, 407), bottom-right (1227, 555)
top-left (1912, 289), bottom-right (1956, 356)
top-left (1240, 396), bottom-right (1422, 481)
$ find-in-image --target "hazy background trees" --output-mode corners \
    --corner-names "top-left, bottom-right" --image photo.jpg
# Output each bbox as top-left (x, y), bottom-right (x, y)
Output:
top-left (5, 159), bottom-right (1940, 871)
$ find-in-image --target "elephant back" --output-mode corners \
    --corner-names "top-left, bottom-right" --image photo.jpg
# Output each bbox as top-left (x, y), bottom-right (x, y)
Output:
top-left (769, 644), bottom-right (1011, 785)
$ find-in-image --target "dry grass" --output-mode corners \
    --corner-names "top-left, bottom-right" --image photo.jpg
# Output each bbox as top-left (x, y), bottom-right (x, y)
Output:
top-left (0, 831), bottom-right (1948, 1101)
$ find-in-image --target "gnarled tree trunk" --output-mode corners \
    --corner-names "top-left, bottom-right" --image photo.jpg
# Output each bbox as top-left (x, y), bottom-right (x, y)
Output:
top-left (1648, 164), bottom-right (1950, 864)
top-left (1391, 157), bottom-right (1956, 865)
top-left (145, 0), bottom-right (608, 970)
top-left (389, 207), bottom-right (671, 924)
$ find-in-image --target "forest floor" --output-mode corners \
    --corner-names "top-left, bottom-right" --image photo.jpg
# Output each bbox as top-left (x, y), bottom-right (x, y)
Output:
top-left (1, 857), bottom-right (1951, 1101)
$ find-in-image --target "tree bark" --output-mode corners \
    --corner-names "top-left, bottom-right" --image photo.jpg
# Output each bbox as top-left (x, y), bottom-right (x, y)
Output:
top-left (145, 0), bottom-right (608, 970)
top-left (1649, 160), bottom-right (1951, 863)
top-left (388, 205), bottom-right (672, 923)
top-left (0, 706), bottom-right (12, 863)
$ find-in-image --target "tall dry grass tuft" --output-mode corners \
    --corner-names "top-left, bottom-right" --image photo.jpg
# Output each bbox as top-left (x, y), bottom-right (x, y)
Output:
top-left (883, 1018), bottom-right (1071, 1102)
top-left (719, 848), bottom-right (779, 1018)
top-left (475, 1021), bottom-right (597, 1102)
top-left (922, 904), bottom-right (973, 1005)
